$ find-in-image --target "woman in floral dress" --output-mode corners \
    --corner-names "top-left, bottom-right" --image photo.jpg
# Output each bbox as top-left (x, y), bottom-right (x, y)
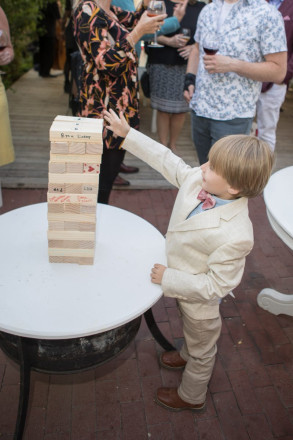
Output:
top-left (73, 0), bottom-right (165, 203)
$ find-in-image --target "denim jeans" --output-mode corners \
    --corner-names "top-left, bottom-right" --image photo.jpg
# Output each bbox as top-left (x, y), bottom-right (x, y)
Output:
top-left (191, 112), bottom-right (253, 165)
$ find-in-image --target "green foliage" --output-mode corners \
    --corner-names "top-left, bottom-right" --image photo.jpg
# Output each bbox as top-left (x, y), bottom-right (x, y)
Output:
top-left (1, 0), bottom-right (63, 88)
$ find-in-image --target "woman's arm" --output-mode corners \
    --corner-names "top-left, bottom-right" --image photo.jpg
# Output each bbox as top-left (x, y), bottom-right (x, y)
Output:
top-left (0, 7), bottom-right (14, 66)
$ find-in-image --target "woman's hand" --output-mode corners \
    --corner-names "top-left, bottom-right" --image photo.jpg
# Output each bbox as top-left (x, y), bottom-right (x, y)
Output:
top-left (183, 84), bottom-right (194, 103)
top-left (103, 109), bottom-right (130, 138)
top-left (0, 47), bottom-right (13, 66)
top-left (178, 44), bottom-right (192, 60)
top-left (134, 10), bottom-right (167, 39)
top-left (150, 264), bottom-right (167, 284)
top-left (158, 33), bottom-right (187, 48)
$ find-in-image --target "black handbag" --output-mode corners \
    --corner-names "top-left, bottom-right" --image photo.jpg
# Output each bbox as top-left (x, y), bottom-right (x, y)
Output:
top-left (140, 69), bottom-right (150, 98)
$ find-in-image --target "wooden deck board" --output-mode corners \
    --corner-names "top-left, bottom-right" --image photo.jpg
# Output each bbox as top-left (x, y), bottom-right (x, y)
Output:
top-left (1, 68), bottom-right (292, 189)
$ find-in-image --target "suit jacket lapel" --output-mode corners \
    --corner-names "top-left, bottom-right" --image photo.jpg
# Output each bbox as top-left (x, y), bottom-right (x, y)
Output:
top-left (168, 196), bottom-right (248, 232)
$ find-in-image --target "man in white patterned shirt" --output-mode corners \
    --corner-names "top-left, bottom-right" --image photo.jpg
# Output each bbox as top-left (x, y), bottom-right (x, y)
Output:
top-left (184, 0), bottom-right (288, 165)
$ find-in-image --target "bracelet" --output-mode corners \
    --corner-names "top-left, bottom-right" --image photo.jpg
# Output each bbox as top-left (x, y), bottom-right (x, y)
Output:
top-left (184, 73), bottom-right (196, 91)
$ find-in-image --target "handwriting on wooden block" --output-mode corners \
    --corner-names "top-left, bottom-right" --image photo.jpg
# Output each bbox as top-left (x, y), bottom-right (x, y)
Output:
top-left (47, 193), bottom-right (96, 204)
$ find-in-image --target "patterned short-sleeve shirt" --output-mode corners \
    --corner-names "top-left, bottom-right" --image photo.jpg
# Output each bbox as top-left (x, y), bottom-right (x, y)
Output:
top-left (190, 0), bottom-right (287, 120)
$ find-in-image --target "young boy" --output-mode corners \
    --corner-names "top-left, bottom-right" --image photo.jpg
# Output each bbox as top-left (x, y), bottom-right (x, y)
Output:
top-left (104, 109), bottom-right (274, 412)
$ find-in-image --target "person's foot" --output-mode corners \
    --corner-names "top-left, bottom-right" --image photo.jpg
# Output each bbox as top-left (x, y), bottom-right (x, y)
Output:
top-left (159, 351), bottom-right (187, 370)
top-left (155, 387), bottom-right (205, 412)
top-left (113, 175), bottom-right (130, 186)
top-left (119, 162), bottom-right (139, 174)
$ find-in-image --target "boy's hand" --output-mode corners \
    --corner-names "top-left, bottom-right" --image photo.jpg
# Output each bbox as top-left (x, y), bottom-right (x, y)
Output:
top-left (151, 264), bottom-right (167, 284)
top-left (103, 109), bottom-right (131, 138)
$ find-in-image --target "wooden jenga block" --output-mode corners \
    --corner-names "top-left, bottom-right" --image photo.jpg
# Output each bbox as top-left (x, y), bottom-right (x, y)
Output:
top-left (48, 212), bottom-right (96, 223)
top-left (54, 115), bottom-right (95, 123)
top-left (47, 193), bottom-right (96, 205)
top-left (50, 153), bottom-right (102, 164)
top-left (64, 183), bottom-right (82, 194)
top-left (48, 183), bottom-right (66, 193)
top-left (49, 162), bottom-right (66, 174)
top-left (48, 240), bottom-right (95, 249)
top-left (66, 162), bottom-right (84, 173)
top-left (86, 143), bottom-right (103, 155)
top-left (83, 163), bottom-right (100, 174)
top-left (48, 204), bottom-right (65, 214)
top-left (48, 248), bottom-right (95, 257)
top-left (49, 256), bottom-right (94, 265)
top-left (50, 141), bottom-right (69, 154)
top-left (68, 142), bottom-right (86, 155)
top-left (80, 205), bottom-right (96, 214)
top-left (78, 222), bottom-right (96, 232)
top-left (82, 183), bottom-right (99, 194)
top-left (64, 204), bottom-right (82, 214)
top-left (48, 173), bottom-right (99, 185)
top-left (48, 221), bottom-right (65, 231)
top-left (48, 230), bottom-right (95, 240)
top-left (49, 119), bottom-right (103, 143)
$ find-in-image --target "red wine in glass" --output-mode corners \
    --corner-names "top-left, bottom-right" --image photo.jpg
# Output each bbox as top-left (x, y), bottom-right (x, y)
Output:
top-left (202, 35), bottom-right (219, 56)
top-left (203, 47), bottom-right (218, 55)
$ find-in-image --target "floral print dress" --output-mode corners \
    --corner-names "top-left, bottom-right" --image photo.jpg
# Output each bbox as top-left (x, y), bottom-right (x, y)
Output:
top-left (73, 0), bottom-right (144, 149)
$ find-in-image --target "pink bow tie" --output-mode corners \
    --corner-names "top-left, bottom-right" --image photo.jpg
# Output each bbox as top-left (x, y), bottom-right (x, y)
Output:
top-left (197, 189), bottom-right (216, 210)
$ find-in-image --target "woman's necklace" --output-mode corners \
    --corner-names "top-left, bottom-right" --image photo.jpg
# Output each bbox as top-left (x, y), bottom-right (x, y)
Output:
top-left (93, 0), bottom-right (119, 21)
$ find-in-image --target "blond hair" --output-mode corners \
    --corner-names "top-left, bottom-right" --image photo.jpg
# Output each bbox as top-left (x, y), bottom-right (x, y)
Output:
top-left (208, 135), bottom-right (274, 198)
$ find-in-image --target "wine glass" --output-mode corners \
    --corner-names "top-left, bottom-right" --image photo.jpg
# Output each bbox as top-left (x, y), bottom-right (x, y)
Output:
top-left (181, 28), bottom-right (191, 44)
top-left (202, 34), bottom-right (219, 55)
top-left (147, 0), bottom-right (166, 48)
top-left (0, 29), bottom-right (9, 75)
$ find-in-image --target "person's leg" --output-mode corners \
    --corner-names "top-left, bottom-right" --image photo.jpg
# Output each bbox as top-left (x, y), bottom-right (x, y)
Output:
top-left (98, 148), bottom-right (125, 204)
top-left (210, 117), bottom-right (253, 147)
top-left (256, 83), bottom-right (287, 151)
top-left (191, 112), bottom-right (212, 165)
top-left (157, 111), bottom-right (171, 147)
top-left (39, 36), bottom-right (55, 77)
top-left (178, 312), bottom-right (222, 405)
top-left (169, 113), bottom-right (186, 152)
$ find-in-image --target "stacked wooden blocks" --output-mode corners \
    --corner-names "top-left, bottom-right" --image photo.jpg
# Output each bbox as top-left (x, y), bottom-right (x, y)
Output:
top-left (48, 115), bottom-right (103, 265)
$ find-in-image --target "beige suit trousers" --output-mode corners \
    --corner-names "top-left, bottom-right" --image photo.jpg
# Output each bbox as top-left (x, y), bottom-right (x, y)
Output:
top-left (178, 306), bottom-right (222, 405)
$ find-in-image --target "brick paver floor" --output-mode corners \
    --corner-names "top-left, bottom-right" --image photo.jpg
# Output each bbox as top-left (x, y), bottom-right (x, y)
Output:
top-left (0, 188), bottom-right (293, 440)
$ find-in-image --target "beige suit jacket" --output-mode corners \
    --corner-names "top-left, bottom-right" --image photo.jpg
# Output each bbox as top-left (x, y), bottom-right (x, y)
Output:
top-left (124, 129), bottom-right (254, 320)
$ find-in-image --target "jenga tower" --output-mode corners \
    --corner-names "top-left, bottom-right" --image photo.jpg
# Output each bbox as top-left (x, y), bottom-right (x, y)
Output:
top-left (47, 115), bottom-right (103, 265)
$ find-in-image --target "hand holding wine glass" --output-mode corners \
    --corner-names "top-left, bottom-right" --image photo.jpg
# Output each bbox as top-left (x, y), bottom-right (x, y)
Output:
top-left (147, 0), bottom-right (166, 47)
top-left (181, 28), bottom-right (191, 43)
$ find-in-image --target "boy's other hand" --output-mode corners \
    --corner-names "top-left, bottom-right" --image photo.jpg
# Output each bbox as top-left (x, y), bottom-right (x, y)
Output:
top-left (103, 109), bottom-right (130, 138)
top-left (151, 264), bottom-right (167, 284)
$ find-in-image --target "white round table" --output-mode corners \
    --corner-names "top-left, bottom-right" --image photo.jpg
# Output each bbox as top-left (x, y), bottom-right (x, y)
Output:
top-left (257, 167), bottom-right (293, 316)
top-left (0, 203), bottom-right (167, 338)
top-left (0, 202), bottom-right (171, 439)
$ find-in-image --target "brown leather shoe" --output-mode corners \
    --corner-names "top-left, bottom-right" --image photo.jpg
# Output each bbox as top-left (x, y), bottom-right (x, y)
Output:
top-left (155, 387), bottom-right (205, 412)
top-left (119, 162), bottom-right (139, 174)
top-left (159, 351), bottom-right (187, 370)
top-left (113, 175), bottom-right (130, 186)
